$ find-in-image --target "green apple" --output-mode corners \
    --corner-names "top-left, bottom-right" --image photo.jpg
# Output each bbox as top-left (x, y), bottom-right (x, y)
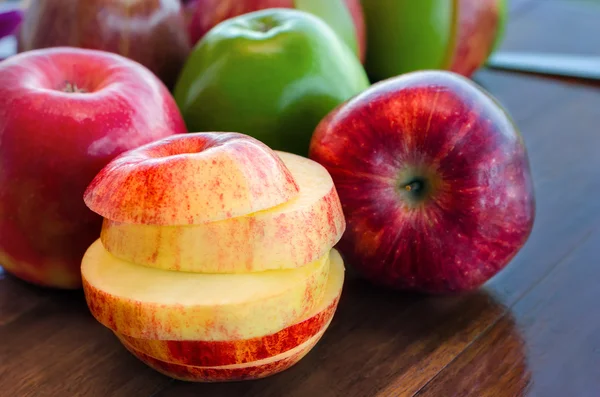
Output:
top-left (173, 8), bottom-right (370, 155)
top-left (361, 0), bottom-right (507, 82)
top-left (186, 0), bottom-right (367, 63)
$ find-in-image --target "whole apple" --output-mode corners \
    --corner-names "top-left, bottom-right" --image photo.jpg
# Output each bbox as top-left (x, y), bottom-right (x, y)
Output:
top-left (186, 0), bottom-right (366, 63)
top-left (17, 0), bottom-right (191, 89)
top-left (361, 0), bottom-right (507, 81)
top-left (0, 47), bottom-right (187, 289)
top-left (174, 8), bottom-right (370, 155)
top-left (309, 70), bottom-right (535, 294)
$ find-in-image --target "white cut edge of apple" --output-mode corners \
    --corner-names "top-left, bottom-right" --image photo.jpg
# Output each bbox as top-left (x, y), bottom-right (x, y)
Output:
top-left (81, 238), bottom-right (330, 306)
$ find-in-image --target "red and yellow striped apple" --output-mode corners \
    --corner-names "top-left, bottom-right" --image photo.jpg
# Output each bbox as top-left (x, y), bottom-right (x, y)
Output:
top-left (82, 239), bottom-right (330, 340)
top-left (121, 326), bottom-right (326, 382)
top-left (99, 152), bottom-right (345, 273)
top-left (309, 70), bottom-right (535, 294)
top-left (0, 47), bottom-right (186, 289)
top-left (80, 131), bottom-right (347, 381)
top-left (115, 250), bottom-right (344, 366)
top-left (83, 133), bottom-right (300, 226)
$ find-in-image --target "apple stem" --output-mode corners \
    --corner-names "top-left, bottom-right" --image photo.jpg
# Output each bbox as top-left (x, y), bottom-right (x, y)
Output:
top-left (62, 81), bottom-right (87, 93)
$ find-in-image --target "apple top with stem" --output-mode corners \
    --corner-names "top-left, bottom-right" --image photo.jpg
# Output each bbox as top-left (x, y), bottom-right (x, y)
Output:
top-left (84, 132), bottom-right (300, 225)
top-left (173, 8), bottom-right (370, 156)
top-left (186, 0), bottom-right (365, 62)
top-left (17, 0), bottom-right (192, 89)
top-left (309, 70), bottom-right (536, 294)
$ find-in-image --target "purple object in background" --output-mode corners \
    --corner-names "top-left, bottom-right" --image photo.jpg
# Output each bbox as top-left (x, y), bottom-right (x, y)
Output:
top-left (0, 8), bottom-right (23, 39)
top-left (0, 5), bottom-right (23, 60)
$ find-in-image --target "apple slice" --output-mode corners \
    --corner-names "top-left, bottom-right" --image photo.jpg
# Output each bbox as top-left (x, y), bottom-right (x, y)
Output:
top-left (100, 151), bottom-right (345, 273)
top-left (81, 239), bottom-right (330, 340)
top-left (83, 132), bottom-right (300, 225)
top-left (120, 324), bottom-right (327, 382)
top-left (115, 248), bottom-right (345, 367)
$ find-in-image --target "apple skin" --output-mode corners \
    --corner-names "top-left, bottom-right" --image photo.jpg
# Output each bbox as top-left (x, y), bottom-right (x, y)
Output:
top-left (360, 0), bottom-right (506, 81)
top-left (116, 301), bottom-right (337, 367)
top-left (17, 0), bottom-right (192, 89)
top-left (0, 47), bottom-right (187, 289)
top-left (309, 70), bottom-right (535, 294)
top-left (98, 151), bottom-right (344, 272)
top-left (187, 0), bottom-right (366, 62)
top-left (83, 133), bottom-right (300, 226)
top-left (120, 327), bottom-right (325, 382)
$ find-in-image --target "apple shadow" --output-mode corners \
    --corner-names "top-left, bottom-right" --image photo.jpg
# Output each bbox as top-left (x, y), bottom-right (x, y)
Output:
top-left (161, 272), bottom-right (531, 397)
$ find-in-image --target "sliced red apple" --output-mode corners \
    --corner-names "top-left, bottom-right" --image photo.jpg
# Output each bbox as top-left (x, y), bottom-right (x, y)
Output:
top-left (100, 151), bottom-right (345, 273)
top-left (81, 239), bottom-right (330, 340)
top-left (83, 132), bottom-right (300, 226)
top-left (120, 324), bottom-right (327, 382)
top-left (115, 248), bottom-right (344, 366)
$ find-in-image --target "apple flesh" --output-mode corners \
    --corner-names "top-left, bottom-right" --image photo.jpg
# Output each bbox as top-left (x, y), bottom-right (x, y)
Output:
top-left (99, 151), bottom-right (345, 273)
top-left (0, 47), bottom-right (186, 289)
top-left (83, 133), bottom-right (300, 226)
top-left (121, 326), bottom-right (326, 382)
top-left (81, 239), bottom-right (331, 340)
top-left (309, 70), bottom-right (535, 294)
top-left (17, 0), bottom-right (192, 89)
top-left (114, 248), bottom-right (344, 367)
top-left (187, 0), bottom-right (366, 62)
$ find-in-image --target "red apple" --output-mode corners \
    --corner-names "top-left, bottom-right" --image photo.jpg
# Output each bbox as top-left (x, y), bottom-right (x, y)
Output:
top-left (449, 0), bottom-right (507, 77)
top-left (187, 0), bottom-right (366, 63)
top-left (17, 0), bottom-right (191, 89)
top-left (0, 47), bottom-right (187, 289)
top-left (309, 70), bottom-right (535, 294)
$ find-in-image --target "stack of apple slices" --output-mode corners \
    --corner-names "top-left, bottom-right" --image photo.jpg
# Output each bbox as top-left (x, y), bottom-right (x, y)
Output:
top-left (80, 132), bottom-right (346, 382)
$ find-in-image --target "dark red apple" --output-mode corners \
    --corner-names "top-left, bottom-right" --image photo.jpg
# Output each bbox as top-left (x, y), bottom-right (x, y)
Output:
top-left (186, 0), bottom-right (366, 63)
top-left (17, 0), bottom-right (191, 89)
top-left (309, 70), bottom-right (535, 294)
top-left (0, 47), bottom-right (187, 289)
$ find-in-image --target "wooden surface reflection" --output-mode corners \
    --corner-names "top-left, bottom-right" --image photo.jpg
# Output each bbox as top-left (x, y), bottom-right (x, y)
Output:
top-left (156, 274), bottom-right (510, 397)
top-left (2, 0), bottom-right (600, 396)
top-left (416, 315), bottom-right (530, 397)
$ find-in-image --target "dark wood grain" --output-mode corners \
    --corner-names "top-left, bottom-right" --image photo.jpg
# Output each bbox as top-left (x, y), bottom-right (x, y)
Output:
top-left (0, 269), bottom-right (49, 326)
top-left (1, 1), bottom-right (600, 396)
top-left (417, 225), bottom-right (600, 397)
top-left (415, 314), bottom-right (532, 397)
top-left (0, 289), bottom-right (172, 397)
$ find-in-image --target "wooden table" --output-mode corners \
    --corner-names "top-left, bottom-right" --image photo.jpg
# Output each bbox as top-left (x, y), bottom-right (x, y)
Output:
top-left (2, 1), bottom-right (600, 396)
